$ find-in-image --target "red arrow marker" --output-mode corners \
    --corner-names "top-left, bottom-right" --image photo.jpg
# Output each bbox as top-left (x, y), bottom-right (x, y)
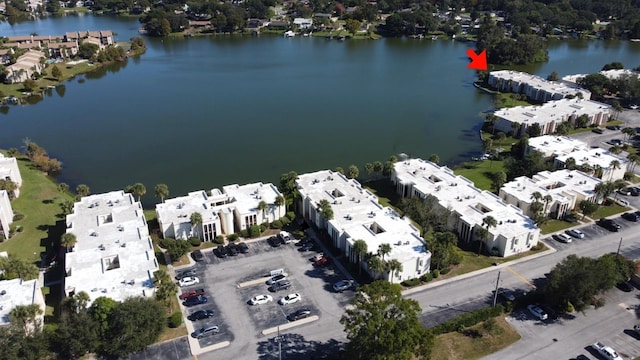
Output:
top-left (466, 48), bottom-right (487, 71)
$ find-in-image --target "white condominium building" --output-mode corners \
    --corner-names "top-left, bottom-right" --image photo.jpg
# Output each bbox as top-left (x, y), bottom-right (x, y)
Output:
top-left (488, 70), bottom-right (591, 102)
top-left (64, 191), bottom-right (158, 305)
top-left (156, 182), bottom-right (285, 241)
top-left (526, 135), bottom-right (587, 158)
top-left (392, 159), bottom-right (540, 258)
top-left (0, 190), bottom-right (13, 240)
top-left (562, 69), bottom-right (640, 86)
top-left (296, 170), bottom-right (430, 283)
top-left (0, 154), bottom-right (23, 198)
top-left (493, 98), bottom-right (611, 136)
top-left (500, 170), bottom-right (601, 219)
top-left (0, 278), bottom-right (46, 327)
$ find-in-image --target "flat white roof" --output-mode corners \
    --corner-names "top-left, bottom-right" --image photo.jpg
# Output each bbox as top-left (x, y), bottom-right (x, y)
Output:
top-left (490, 70), bottom-right (589, 97)
top-left (528, 135), bottom-right (588, 156)
top-left (0, 278), bottom-right (42, 326)
top-left (296, 170), bottom-right (428, 262)
top-left (156, 190), bottom-right (220, 227)
top-left (562, 69), bottom-right (640, 85)
top-left (222, 182), bottom-right (280, 215)
top-left (394, 159), bottom-right (537, 236)
top-left (555, 148), bottom-right (628, 169)
top-left (501, 169), bottom-right (600, 205)
top-left (0, 156), bottom-right (21, 183)
top-left (64, 191), bottom-right (158, 304)
top-left (494, 98), bottom-right (611, 127)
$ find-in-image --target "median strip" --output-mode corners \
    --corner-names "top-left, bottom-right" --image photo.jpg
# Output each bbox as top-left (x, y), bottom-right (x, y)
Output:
top-left (237, 273), bottom-right (289, 288)
top-left (261, 315), bottom-right (320, 336)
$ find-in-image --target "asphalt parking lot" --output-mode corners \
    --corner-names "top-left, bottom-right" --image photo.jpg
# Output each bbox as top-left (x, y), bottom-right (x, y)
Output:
top-left (177, 234), bottom-right (354, 354)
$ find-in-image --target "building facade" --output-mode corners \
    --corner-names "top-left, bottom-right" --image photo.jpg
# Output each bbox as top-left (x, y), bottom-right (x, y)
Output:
top-left (64, 191), bottom-right (158, 305)
top-left (500, 170), bottom-right (601, 219)
top-left (0, 191), bottom-right (13, 240)
top-left (296, 170), bottom-right (431, 283)
top-left (392, 159), bottom-right (540, 258)
top-left (0, 154), bottom-right (23, 198)
top-left (0, 277), bottom-right (46, 327)
top-left (488, 70), bottom-right (591, 102)
top-left (156, 182), bottom-right (285, 241)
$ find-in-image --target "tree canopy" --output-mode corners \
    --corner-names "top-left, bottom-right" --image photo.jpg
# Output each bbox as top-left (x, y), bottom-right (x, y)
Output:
top-left (340, 281), bottom-right (433, 360)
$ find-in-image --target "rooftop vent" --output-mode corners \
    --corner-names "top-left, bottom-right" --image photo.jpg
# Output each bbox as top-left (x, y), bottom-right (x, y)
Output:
top-left (0, 290), bottom-right (6, 296)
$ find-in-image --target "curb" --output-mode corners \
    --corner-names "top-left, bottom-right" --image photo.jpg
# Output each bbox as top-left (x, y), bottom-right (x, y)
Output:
top-left (237, 273), bottom-right (289, 289)
top-left (191, 340), bottom-right (230, 356)
top-left (261, 315), bottom-right (320, 336)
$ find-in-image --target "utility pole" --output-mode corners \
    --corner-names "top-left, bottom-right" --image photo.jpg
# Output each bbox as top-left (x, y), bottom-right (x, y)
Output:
top-left (492, 271), bottom-right (501, 307)
top-left (277, 326), bottom-right (282, 360)
top-left (617, 237), bottom-right (623, 256)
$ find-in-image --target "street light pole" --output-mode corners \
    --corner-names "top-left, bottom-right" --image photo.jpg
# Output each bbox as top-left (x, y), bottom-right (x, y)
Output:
top-left (492, 271), bottom-right (501, 307)
top-left (277, 326), bottom-right (282, 360)
top-left (617, 237), bottom-right (623, 256)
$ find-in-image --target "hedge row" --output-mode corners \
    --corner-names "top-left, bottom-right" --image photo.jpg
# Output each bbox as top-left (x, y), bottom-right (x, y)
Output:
top-left (432, 305), bottom-right (505, 335)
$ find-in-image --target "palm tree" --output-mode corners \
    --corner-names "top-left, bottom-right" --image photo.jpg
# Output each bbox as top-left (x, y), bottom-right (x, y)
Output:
top-left (609, 160), bottom-right (621, 181)
top-left (377, 243), bottom-right (392, 261)
top-left (58, 182), bottom-right (69, 194)
top-left (190, 212), bottom-right (202, 238)
top-left (352, 239), bottom-right (368, 275)
top-left (274, 195), bottom-right (285, 218)
top-left (627, 153), bottom-right (640, 172)
top-left (428, 154), bottom-right (440, 165)
top-left (154, 184), bottom-right (169, 203)
top-left (366, 255), bottom-right (385, 280)
top-left (257, 200), bottom-right (268, 222)
top-left (347, 165), bottom-right (359, 179)
top-left (386, 259), bottom-right (403, 281)
top-left (0, 179), bottom-right (18, 199)
top-left (565, 157), bottom-right (576, 170)
top-left (364, 163), bottom-right (374, 175)
top-left (9, 304), bottom-right (43, 335)
top-left (542, 194), bottom-right (553, 214)
top-left (578, 163), bottom-right (593, 175)
top-left (132, 182), bottom-right (146, 202)
top-left (613, 179), bottom-right (627, 199)
top-left (317, 199), bottom-right (334, 221)
top-left (75, 184), bottom-right (90, 199)
top-left (593, 164), bottom-right (604, 179)
top-left (60, 232), bottom-right (77, 253)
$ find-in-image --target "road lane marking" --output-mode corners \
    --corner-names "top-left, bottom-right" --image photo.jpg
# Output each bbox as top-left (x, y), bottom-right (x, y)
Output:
top-left (505, 266), bottom-right (536, 289)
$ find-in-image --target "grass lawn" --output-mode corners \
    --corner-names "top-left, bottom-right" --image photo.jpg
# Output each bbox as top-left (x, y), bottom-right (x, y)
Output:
top-left (592, 203), bottom-right (629, 219)
top-left (481, 131), bottom-right (518, 153)
top-left (431, 316), bottom-right (521, 360)
top-left (363, 178), bottom-right (405, 214)
top-left (539, 218), bottom-right (579, 234)
top-left (453, 160), bottom-right (505, 191)
top-left (494, 93), bottom-right (532, 108)
top-left (0, 61), bottom-right (94, 99)
top-left (0, 154), bottom-right (73, 263)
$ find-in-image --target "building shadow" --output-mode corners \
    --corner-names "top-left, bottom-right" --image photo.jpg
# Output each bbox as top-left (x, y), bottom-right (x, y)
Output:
top-left (256, 333), bottom-right (344, 360)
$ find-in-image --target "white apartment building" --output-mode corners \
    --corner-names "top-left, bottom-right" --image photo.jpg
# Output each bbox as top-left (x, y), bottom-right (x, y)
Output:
top-left (525, 135), bottom-right (586, 158)
top-left (555, 148), bottom-right (628, 181)
top-left (493, 98), bottom-right (611, 136)
top-left (0, 190), bottom-right (13, 240)
top-left (392, 159), bottom-right (540, 258)
top-left (5, 50), bottom-right (45, 84)
top-left (488, 70), bottom-right (591, 102)
top-left (0, 154), bottom-right (23, 198)
top-left (0, 278), bottom-right (46, 327)
top-left (500, 170), bottom-right (601, 219)
top-left (64, 191), bottom-right (158, 305)
top-left (562, 69), bottom-right (640, 86)
top-left (296, 170), bottom-right (431, 283)
top-left (156, 182), bottom-right (285, 241)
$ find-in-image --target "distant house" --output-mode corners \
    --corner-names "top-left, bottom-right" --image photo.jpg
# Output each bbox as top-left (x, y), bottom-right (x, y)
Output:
top-left (268, 20), bottom-right (289, 29)
top-left (0, 49), bottom-right (14, 65)
top-left (246, 18), bottom-right (266, 29)
top-left (46, 41), bottom-right (79, 58)
top-left (189, 20), bottom-right (212, 29)
top-left (293, 18), bottom-right (313, 29)
top-left (5, 50), bottom-right (45, 84)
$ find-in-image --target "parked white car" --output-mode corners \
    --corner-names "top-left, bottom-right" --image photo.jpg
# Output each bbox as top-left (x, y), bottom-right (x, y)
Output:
top-left (565, 229), bottom-right (585, 239)
top-left (279, 293), bottom-right (302, 305)
top-left (527, 305), bottom-right (548, 320)
top-left (593, 341), bottom-right (623, 360)
top-left (249, 294), bottom-right (273, 305)
top-left (552, 233), bottom-right (572, 243)
top-left (179, 276), bottom-right (200, 287)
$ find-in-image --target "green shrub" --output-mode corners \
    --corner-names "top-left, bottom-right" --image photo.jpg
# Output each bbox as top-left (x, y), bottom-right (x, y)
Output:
top-left (188, 237), bottom-right (202, 247)
top-left (15, 225), bottom-right (23, 233)
top-left (227, 234), bottom-right (238, 242)
top-left (433, 305), bottom-right (505, 335)
top-left (167, 240), bottom-right (190, 262)
top-left (159, 237), bottom-right (176, 249)
top-left (13, 212), bottom-right (24, 221)
top-left (280, 217), bottom-right (291, 226)
top-left (432, 269), bottom-right (440, 278)
top-left (292, 230), bottom-right (304, 238)
top-left (566, 301), bottom-right (575, 313)
top-left (401, 278), bottom-right (420, 287)
top-left (240, 229), bottom-right (249, 238)
top-left (249, 225), bottom-right (261, 238)
top-left (420, 273), bottom-right (433, 282)
top-left (214, 235), bottom-right (225, 244)
top-left (259, 224), bottom-right (268, 232)
top-left (270, 220), bottom-right (283, 229)
top-left (532, 243), bottom-right (544, 251)
top-left (168, 311), bottom-right (182, 328)
top-left (0, 234), bottom-right (4, 242)
top-left (440, 268), bottom-right (451, 275)
top-left (286, 211), bottom-right (296, 221)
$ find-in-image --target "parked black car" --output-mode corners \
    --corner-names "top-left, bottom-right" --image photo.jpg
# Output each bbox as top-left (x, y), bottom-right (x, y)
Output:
top-left (298, 242), bottom-right (315, 252)
top-left (214, 246), bottom-right (229, 258)
top-left (191, 250), bottom-right (204, 262)
top-left (175, 269), bottom-right (197, 280)
top-left (616, 281), bottom-right (634, 292)
top-left (268, 236), bottom-right (282, 248)
top-left (597, 218), bottom-right (622, 232)
top-left (227, 243), bottom-right (239, 256)
top-left (622, 212), bottom-right (640, 222)
top-left (237, 242), bottom-right (249, 253)
top-left (187, 309), bottom-right (215, 321)
top-left (295, 238), bottom-right (310, 247)
top-left (183, 295), bottom-right (208, 307)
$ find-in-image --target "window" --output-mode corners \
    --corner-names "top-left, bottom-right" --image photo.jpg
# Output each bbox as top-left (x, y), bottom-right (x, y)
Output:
top-left (245, 214), bottom-right (257, 227)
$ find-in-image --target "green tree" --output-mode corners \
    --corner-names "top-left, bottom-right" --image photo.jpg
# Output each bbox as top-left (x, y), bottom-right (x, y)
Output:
top-left (9, 304), bottom-right (43, 335)
top-left (352, 239), bottom-right (368, 275)
top-left (547, 71), bottom-right (559, 81)
top-left (335, 166), bottom-right (345, 175)
top-left (366, 255), bottom-right (385, 279)
top-left (130, 182), bottom-right (146, 202)
top-left (190, 212), bottom-right (203, 237)
top-left (0, 179), bottom-right (18, 199)
top-left (426, 231), bottom-right (460, 270)
top-left (345, 18), bottom-right (362, 35)
top-left (377, 243), bottom-right (392, 261)
top-left (154, 183), bottom-right (169, 203)
top-left (88, 296), bottom-right (118, 339)
top-left (75, 184), bottom-right (90, 199)
top-left (340, 281), bottom-right (433, 360)
top-left (278, 171), bottom-right (299, 210)
top-left (257, 200), bottom-right (268, 221)
top-left (99, 297), bottom-right (165, 358)
top-left (78, 42), bottom-right (99, 59)
top-left (58, 182), bottom-right (69, 194)
top-left (60, 232), bottom-right (77, 253)
top-left (61, 200), bottom-right (75, 215)
top-left (274, 195), bottom-right (285, 218)
top-left (317, 199), bottom-right (334, 220)
top-left (364, 163), bottom-right (374, 175)
top-left (23, 79), bottom-right (38, 92)
top-left (153, 269), bottom-right (178, 310)
top-left (491, 171), bottom-right (507, 193)
top-left (347, 165), bottom-right (359, 179)
top-left (386, 259), bottom-right (403, 281)
top-left (428, 154), bottom-right (440, 165)
top-left (373, 161), bottom-right (383, 174)
top-left (51, 64), bottom-right (62, 79)
top-left (0, 256), bottom-right (39, 280)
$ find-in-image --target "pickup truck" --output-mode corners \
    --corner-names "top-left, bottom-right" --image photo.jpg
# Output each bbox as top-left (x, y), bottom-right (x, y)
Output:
top-left (179, 288), bottom-right (205, 300)
top-left (593, 341), bottom-right (623, 360)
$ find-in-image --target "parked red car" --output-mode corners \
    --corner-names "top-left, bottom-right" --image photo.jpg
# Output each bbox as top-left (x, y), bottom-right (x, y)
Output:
top-left (314, 257), bottom-right (331, 267)
top-left (179, 288), bottom-right (205, 300)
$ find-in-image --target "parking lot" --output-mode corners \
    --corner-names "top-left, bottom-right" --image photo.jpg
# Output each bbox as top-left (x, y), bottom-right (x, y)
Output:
top-left (175, 233), bottom-right (355, 354)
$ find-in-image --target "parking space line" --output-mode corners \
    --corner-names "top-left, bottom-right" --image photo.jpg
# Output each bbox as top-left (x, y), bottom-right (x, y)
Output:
top-left (505, 266), bottom-right (536, 289)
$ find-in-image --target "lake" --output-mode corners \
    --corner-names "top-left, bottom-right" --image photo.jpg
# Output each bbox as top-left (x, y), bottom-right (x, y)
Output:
top-left (2, 14), bottom-right (640, 205)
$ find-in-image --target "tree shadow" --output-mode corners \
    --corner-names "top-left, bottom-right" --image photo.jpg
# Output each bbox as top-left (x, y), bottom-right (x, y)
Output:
top-left (42, 199), bottom-right (55, 204)
top-left (256, 333), bottom-right (344, 360)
